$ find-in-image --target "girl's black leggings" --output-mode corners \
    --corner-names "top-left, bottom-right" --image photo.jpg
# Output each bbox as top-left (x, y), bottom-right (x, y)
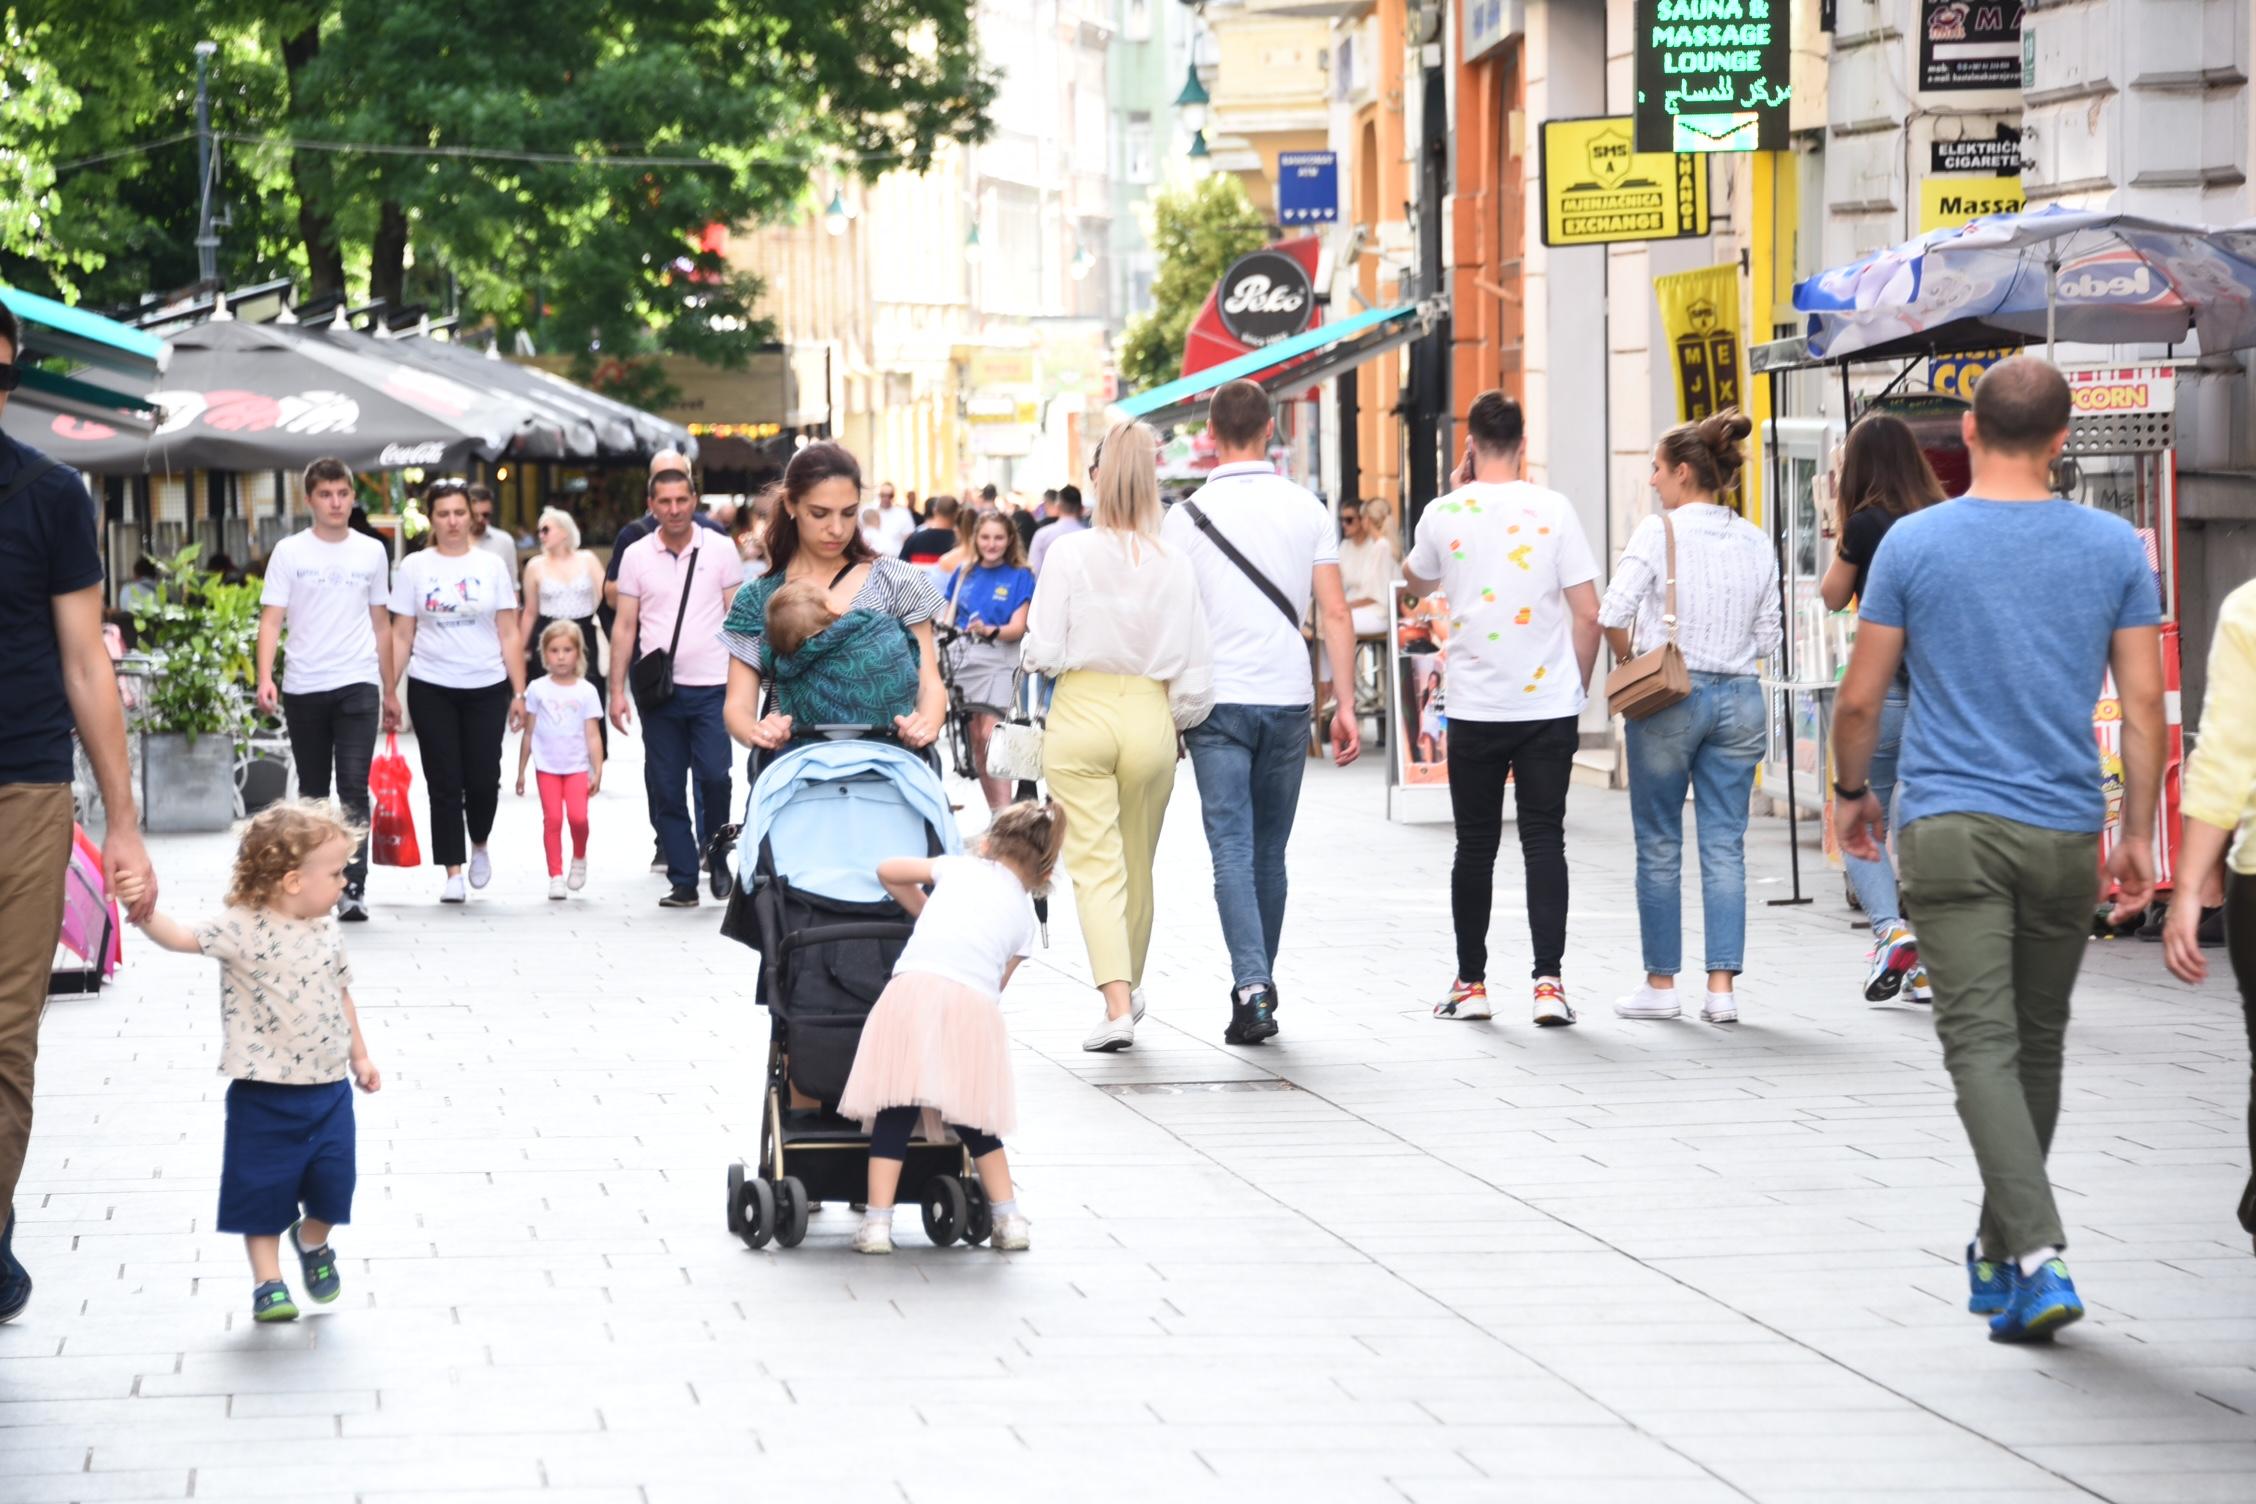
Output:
top-left (868, 1106), bottom-right (1002, 1163)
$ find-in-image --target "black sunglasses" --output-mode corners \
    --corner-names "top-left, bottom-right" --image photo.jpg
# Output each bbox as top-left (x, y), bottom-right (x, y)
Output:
top-left (0, 362), bottom-right (20, 393)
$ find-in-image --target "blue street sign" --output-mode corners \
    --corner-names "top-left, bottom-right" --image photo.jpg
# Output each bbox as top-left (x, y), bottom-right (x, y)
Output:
top-left (1277, 151), bottom-right (1339, 225)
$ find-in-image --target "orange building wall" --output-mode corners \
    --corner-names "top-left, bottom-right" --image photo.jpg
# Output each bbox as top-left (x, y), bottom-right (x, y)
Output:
top-left (1351, 0), bottom-right (1411, 513)
top-left (1450, 32), bottom-right (1525, 416)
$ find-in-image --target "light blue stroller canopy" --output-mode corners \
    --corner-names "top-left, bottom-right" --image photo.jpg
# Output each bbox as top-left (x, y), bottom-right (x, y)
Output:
top-left (737, 740), bottom-right (961, 903)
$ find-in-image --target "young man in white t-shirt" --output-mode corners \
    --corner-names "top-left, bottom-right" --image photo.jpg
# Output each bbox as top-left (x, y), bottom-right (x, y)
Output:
top-left (256, 458), bottom-right (398, 921)
top-left (1163, 379), bottom-right (1362, 1046)
top-left (1404, 391), bottom-right (1601, 1026)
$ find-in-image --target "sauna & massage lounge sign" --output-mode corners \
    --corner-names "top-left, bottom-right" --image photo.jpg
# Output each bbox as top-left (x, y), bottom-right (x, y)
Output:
top-left (1633, 0), bottom-right (1792, 155)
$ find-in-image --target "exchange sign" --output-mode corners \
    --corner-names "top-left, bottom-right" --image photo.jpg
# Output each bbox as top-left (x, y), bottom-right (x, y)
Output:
top-left (1539, 117), bottom-right (1712, 248)
top-left (1633, 0), bottom-right (1793, 155)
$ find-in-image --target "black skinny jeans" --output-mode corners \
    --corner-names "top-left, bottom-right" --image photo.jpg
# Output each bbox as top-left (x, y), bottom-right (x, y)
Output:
top-left (405, 677), bottom-right (512, 869)
top-left (868, 1106), bottom-right (1003, 1163)
top-left (2231, 872), bottom-right (2256, 1235)
top-left (281, 682), bottom-right (379, 886)
top-left (1446, 714), bottom-right (1579, 982)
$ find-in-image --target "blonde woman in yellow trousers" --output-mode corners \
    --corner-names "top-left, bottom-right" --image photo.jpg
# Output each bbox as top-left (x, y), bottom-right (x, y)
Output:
top-left (1022, 420), bottom-right (1214, 1052)
top-left (2165, 577), bottom-right (2256, 1246)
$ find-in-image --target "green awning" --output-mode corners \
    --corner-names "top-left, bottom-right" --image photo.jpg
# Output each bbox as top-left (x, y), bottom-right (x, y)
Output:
top-left (1114, 302), bottom-right (1424, 423)
top-left (0, 286), bottom-right (170, 374)
top-left (19, 366), bottom-right (158, 423)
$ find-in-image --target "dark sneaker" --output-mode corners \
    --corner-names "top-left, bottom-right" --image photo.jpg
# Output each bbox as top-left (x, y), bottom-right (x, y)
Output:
top-left (1222, 986), bottom-right (1279, 1046)
top-left (1989, 1257), bottom-right (2083, 1343)
top-left (1966, 1241), bottom-right (2013, 1315)
top-left (337, 883), bottom-right (369, 923)
top-left (707, 846), bottom-right (732, 901)
top-left (650, 839), bottom-right (669, 875)
top-left (0, 1207), bottom-right (29, 1324)
top-left (251, 1280), bottom-right (299, 1323)
top-left (289, 1220), bottom-right (341, 1304)
top-left (659, 884), bottom-right (700, 909)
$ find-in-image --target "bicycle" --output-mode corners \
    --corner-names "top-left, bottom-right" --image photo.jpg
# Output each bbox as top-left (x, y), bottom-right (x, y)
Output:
top-left (930, 620), bottom-right (981, 783)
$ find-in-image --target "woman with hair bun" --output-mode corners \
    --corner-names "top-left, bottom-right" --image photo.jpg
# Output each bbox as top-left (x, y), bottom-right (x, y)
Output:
top-left (1598, 408), bottom-right (1783, 1025)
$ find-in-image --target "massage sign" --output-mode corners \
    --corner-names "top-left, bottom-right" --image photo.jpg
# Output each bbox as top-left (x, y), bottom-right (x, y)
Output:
top-left (1633, 0), bottom-right (1792, 155)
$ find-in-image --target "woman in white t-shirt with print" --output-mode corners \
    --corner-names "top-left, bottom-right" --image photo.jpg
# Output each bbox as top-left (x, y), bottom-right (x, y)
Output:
top-left (388, 480), bottom-right (527, 904)
top-left (516, 620), bottom-right (605, 901)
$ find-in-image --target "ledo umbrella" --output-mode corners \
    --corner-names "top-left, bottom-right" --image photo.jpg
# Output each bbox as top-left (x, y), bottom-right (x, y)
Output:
top-left (18, 317), bottom-right (531, 475)
top-left (1794, 206), bottom-right (2256, 361)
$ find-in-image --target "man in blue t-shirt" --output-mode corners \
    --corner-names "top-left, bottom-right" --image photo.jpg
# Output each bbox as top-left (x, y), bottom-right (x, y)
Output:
top-left (0, 301), bottom-right (157, 1325)
top-left (1831, 355), bottom-right (2164, 1345)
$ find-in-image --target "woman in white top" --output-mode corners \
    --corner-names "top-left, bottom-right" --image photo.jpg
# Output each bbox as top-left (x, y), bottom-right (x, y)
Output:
top-left (1597, 410), bottom-right (1783, 1024)
top-left (388, 480), bottom-right (528, 904)
top-left (519, 506), bottom-right (607, 683)
top-left (1023, 420), bottom-right (1213, 1053)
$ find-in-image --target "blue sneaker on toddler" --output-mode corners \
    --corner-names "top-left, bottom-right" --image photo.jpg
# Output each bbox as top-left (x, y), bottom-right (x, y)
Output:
top-left (1988, 1257), bottom-right (2083, 1343)
top-left (1965, 1242), bottom-right (2013, 1315)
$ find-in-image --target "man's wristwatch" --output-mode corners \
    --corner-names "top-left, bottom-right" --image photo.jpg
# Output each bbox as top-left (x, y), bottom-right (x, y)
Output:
top-left (1833, 780), bottom-right (1870, 801)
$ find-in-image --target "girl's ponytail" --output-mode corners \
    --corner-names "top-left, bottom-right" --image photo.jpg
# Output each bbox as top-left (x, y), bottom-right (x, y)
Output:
top-left (984, 797), bottom-right (1069, 893)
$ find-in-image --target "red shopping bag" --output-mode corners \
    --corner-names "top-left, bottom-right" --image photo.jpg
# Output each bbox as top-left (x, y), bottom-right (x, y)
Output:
top-left (368, 732), bottom-right (422, 868)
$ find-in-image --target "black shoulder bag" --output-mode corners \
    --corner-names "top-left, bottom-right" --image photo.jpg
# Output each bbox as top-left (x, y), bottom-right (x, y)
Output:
top-left (1181, 499), bottom-right (1300, 627)
top-left (628, 540), bottom-right (701, 708)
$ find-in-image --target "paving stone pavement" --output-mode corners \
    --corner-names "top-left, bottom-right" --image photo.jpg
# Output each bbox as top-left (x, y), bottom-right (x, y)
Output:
top-left (4, 730), bottom-right (2252, 1504)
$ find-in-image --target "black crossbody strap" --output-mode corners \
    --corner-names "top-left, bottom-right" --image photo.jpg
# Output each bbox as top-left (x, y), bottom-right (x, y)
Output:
top-left (0, 456), bottom-right (64, 509)
top-left (663, 540), bottom-right (700, 658)
top-left (1182, 500), bottom-right (1299, 628)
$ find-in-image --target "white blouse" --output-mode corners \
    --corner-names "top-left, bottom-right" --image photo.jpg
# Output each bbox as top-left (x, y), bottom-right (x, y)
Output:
top-left (1598, 502), bottom-right (1783, 677)
top-left (1021, 528), bottom-right (1215, 729)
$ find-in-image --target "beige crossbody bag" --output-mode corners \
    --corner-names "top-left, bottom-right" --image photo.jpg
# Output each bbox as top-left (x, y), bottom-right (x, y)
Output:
top-left (1603, 510), bottom-right (1692, 721)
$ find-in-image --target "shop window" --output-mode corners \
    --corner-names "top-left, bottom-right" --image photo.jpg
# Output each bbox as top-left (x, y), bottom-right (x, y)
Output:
top-left (1123, 0), bottom-right (1151, 42)
top-left (1124, 113), bottom-right (1154, 185)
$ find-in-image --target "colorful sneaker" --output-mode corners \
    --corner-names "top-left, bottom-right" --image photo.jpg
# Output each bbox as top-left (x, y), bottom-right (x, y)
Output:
top-left (1966, 1242), bottom-right (2013, 1315)
top-left (1531, 980), bottom-right (1575, 1027)
top-left (1435, 980), bottom-right (1492, 1021)
top-left (251, 1280), bottom-right (299, 1323)
top-left (1864, 924), bottom-right (1919, 1002)
top-left (1906, 967), bottom-right (1934, 1005)
top-left (289, 1220), bottom-right (341, 1304)
top-left (1989, 1257), bottom-right (2083, 1343)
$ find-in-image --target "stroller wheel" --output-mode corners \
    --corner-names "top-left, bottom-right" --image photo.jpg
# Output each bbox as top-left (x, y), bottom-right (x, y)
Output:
top-left (921, 1175), bottom-right (968, 1247)
top-left (737, 1177), bottom-right (777, 1251)
top-left (774, 1176), bottom-right (811, 1249)
top-left (726, 1162), bottom-right (748, 1236)
top-left (960, 1178), bottom-right (993, 1247)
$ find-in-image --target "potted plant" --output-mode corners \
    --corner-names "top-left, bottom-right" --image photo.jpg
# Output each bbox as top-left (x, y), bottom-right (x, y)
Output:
top-left (127, 548), bottom-right (269, 832)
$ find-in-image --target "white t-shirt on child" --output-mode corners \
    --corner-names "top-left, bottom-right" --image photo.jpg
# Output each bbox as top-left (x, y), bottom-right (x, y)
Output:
top-left (524, 676), bottom-right (602, 775)
top-left (892, 856), bottom-right (1035, 999)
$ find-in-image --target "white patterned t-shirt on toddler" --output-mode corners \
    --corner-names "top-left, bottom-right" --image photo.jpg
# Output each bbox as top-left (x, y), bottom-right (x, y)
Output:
top-left (193, 906), bottom-right (354, 1084)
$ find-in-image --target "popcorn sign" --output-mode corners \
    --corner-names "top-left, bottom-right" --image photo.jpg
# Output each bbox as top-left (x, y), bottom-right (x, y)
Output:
top-left (2066, 367), bottom-right (2175, 417)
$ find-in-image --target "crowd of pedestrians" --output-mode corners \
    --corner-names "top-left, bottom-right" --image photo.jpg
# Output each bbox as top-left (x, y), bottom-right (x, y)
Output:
top-left (0, 295), bottom-right (2249, 1319)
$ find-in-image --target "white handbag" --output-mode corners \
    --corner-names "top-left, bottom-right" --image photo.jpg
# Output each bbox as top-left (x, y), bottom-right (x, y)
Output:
top-left (984, 718), bottom-right (1046, 782)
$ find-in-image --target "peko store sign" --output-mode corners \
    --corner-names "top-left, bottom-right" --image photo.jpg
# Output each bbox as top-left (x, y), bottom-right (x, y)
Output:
top-left (1633, 0), bottom-right (1792, 155)
top-left (1216, 248), bottom-right (1315, 348)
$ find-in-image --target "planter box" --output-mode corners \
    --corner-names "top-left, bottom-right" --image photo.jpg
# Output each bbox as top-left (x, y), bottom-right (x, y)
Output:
top-left (143, 732), bottom-right (237, 833)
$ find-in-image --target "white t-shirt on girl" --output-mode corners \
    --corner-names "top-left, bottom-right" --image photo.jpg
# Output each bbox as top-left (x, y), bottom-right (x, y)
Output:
top-left (389, 547), bottom-right (518, 689)
top-left (524, 676), bottom-right (602, 775)
top-left (891, 855), bottom-right (1036, 1000)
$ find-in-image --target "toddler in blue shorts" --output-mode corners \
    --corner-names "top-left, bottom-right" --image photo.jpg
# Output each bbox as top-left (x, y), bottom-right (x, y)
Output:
top-left (121, 800), bottom-right (382, 1322)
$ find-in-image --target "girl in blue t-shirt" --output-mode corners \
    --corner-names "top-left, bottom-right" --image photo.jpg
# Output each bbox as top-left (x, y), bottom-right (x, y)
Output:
top-left (942, 511), bottom-right (1036, 809)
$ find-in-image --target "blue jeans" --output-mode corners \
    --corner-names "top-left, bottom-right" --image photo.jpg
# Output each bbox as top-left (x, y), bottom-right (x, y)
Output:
top-left (1624, 673), bottom-right (1767, 976)
top-left (1840, 686), bottom-right (1909, 936)
top-left (641, 683), bottom-right (733, 888)
top-left (1185, 703), bottom-right (1310, 990)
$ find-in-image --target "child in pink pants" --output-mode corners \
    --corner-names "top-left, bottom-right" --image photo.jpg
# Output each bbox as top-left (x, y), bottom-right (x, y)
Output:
top-left (517, 621), bottom-right (605, 899)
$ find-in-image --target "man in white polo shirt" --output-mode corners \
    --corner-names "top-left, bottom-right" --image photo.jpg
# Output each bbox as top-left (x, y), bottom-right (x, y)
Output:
top-left (1404, 391), bottom-right (1601, 1027)
top-left (1163, 379), bottom-right (1361, 1046)
top-left (255, 456), bottom-right (399, 921)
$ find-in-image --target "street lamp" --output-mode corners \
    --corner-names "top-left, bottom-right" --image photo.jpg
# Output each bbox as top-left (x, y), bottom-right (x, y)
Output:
top-left (963, 224), bottom-right (985, 264)
top-left (1174, 62), bottom-right (1210, 138)
top-left (1187, 131), bottom-right (1210, 160)
top-left (823, 191), bottom-right (849, 238)
top-left (1070, 241), bottom-right (1094, 281)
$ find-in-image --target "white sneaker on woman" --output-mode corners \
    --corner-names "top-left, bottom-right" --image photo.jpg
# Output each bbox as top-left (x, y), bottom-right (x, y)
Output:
top-left (1082, 1011), bottom-right (1135, 1053)
top-left (468, 847), bottom-right (492, 889)
top-left (440, 873), bottom-right (467, 905)
top-left (1701, 991), bottom-right (1739, 1025)
top-left (1130, 988), bottom-right (1148, 1024)
top-left (566, 858), bottom-right (588, 892)
top-left (1613, 983), bottom-right (1680, 1020)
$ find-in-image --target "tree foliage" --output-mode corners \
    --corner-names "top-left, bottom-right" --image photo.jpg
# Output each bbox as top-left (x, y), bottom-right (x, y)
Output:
top-left (1116, 173), bottom-right (1269, 395)
top-left (1, 1), bottom-right (993, 368)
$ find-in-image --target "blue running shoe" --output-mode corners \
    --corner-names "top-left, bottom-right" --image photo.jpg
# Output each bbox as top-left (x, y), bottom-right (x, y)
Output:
top-left (1966, 1242), bottom-right (2013, 1315)
top-left (1988, 1258), bottom-right (2083, 1343)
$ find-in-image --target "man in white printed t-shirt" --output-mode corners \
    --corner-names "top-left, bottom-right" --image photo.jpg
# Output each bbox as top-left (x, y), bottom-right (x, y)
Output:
top-left (255, 457), bottom-right (399, 922)
top-left (1162, 379), bottom-right (1362, 1048)
top-left (1404, 391), bottom-right (1601, 1028)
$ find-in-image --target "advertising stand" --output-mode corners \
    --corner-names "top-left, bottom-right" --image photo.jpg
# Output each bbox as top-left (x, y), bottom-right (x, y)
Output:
top-left (1385, 583), bottom-right (1457, 825)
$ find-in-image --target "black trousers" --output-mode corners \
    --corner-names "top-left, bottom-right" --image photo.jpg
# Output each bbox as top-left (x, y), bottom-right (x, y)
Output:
top-left (1446, 714), bottom-right (1579, 982)
top-left (281, 683), bottom-right (380, 887)
top-left (404, 678), bottom-right (512, 869)
top-left (2231, 872), bottom-right (2256, 1235)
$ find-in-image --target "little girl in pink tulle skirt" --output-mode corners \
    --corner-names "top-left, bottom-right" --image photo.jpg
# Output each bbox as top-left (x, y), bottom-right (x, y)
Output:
top-left (838, 799), bottom-right (1067, 1256)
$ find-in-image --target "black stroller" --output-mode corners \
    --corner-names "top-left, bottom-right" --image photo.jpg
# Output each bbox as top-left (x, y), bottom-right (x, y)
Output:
top-left (715, 730), bottom-right (997, 1250)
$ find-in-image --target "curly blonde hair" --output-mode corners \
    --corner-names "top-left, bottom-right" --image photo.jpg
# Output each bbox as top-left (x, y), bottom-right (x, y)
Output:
top-left (225, 799), bottom-right (364, 909)
top-left (980, 798), bottom-right (1068, 894)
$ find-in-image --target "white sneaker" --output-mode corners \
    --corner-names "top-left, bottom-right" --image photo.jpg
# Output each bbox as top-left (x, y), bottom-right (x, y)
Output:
top-left (1130, 988), bottom-right (1148, 1024)
top-left (1613, 983), bottom-right (1681, 1020)
top-left (852, 1220), bottom-right (895, 1255)
top-left (468, 847), bottom-right (492, 889)
top-left (566, 858), bottom-right (588, 892)
top-left (1082, 1010), bottom-right (1135, 1052)
top-left (1701, 991), bottom-right (1739, 1025)
top-left (548, 876), bottom-right (567, 901)
top-left (440, 873), bottom-right (467, 905)
top-left (1532, 980), bottom-right (1576, 1027)
top-left (989, 1213), bottom-right (1032, 1252)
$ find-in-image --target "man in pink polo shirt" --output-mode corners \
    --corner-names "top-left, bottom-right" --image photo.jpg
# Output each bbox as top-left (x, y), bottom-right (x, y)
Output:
top-left (609, 465), bottom-right (745, 907)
